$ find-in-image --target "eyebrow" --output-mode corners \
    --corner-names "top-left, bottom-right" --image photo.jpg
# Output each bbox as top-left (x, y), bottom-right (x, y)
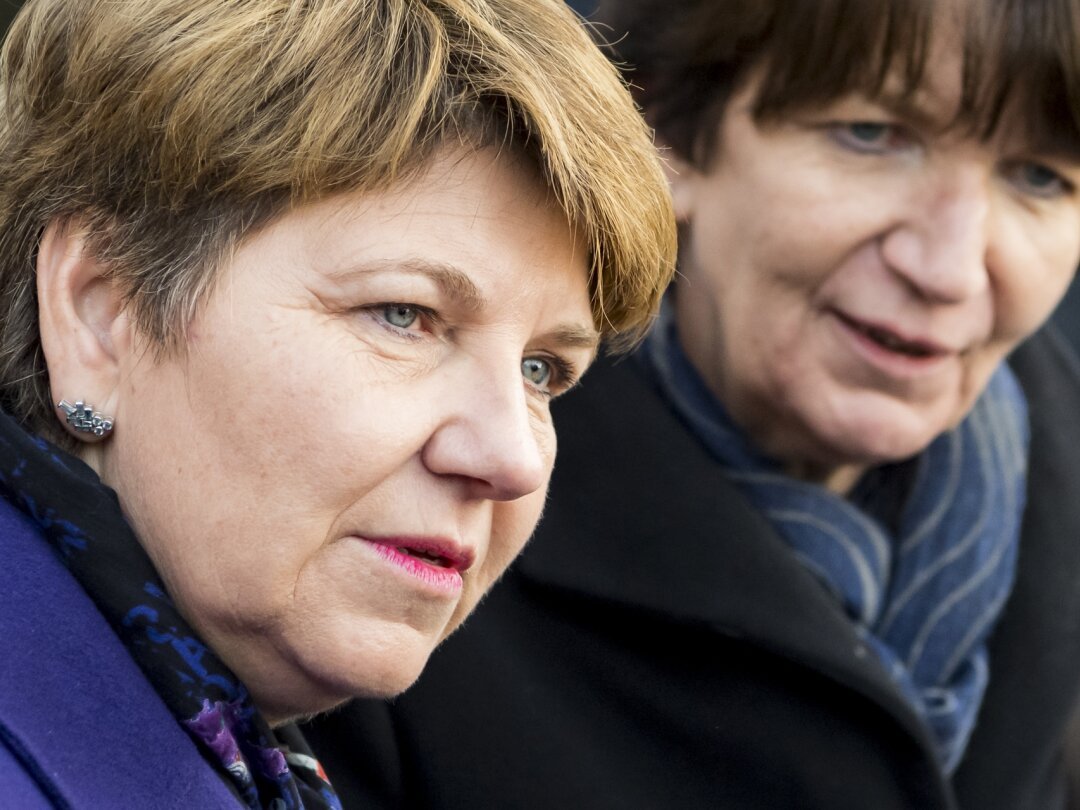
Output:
top-left (876, 91), bottom-right (1080, 160)
top-left (332, 257), bottom-right (486, 311)
top-left (542, 324), bottom-right (601, 353)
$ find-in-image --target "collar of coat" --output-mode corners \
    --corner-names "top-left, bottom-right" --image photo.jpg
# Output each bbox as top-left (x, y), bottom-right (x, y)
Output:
top-left (517, 325), bottom-right (1080, 798)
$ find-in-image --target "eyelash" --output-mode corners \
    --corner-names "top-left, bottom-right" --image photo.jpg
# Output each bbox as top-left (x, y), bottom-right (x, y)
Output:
top-left (367, 303), bottom-right (580, 398)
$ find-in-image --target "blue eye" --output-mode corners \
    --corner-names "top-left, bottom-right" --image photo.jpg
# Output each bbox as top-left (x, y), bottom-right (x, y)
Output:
top-left (521, 357), bottom-right (552, 389)
top-left (1010, 161), bottom-right (1071, 199)
top-left (849, 122), bottom-right (890, 143)
top-left (382, 305), bottom-right (419, 329)
top-left (830, 121), bottom-right (911, 155)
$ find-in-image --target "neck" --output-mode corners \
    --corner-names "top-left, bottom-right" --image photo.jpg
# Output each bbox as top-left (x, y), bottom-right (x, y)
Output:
top-left (782, 459), bottom-right (868, 495)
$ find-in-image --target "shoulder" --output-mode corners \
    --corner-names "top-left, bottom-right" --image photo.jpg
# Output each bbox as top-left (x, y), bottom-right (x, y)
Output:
top-left (0, 497), bottom-right (239, 809)
top-left (954, 325), bottom-right (1080, 808)
top-left (535, 351), bottom-right (775, 603)
top-left (548, 351), bottom-right (732, 499)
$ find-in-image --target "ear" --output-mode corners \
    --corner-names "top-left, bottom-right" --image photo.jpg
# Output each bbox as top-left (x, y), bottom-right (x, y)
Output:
top-left (36, 219), bottom-right (131, 443)
top-left (656, 141), bottom-right (698, 225)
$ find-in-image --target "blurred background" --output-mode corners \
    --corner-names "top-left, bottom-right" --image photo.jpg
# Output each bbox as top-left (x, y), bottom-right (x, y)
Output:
top-left (565, 0), bottom-right (598, 14)
top-left (0, 1), bottom-right (15, 35)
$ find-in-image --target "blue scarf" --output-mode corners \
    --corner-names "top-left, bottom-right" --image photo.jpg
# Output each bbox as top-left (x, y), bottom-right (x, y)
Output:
top-left (0, 408), bottom-right (342, 810)
top-left (642, 301), bottom-right (1029, 773)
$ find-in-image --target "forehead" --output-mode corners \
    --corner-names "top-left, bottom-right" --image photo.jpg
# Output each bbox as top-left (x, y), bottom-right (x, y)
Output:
top-left (276, 147), bottom-right (594, 320)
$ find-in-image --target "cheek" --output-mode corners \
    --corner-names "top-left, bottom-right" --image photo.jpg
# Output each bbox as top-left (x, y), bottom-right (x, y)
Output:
top-left (443, 487), bottom-right (548, 639)
top-left (990, 208), bottom-right (1080, 333)
top-left (993, 249), bottom-right (1078, 342)
top-left (492, 488), bottom-right (548, 569)
top-left (185, 318), bottom-right (433, 504)
top-left (108, 330), bottom-right (428, 620)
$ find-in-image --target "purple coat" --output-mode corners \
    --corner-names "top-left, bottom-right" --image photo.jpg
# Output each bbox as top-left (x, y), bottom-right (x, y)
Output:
top-left (0, 496), bottom-right (239, 808)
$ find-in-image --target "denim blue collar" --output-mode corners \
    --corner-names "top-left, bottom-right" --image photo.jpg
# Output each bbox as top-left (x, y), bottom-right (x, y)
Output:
top-left (640, 298), bottom-right (1029, 772)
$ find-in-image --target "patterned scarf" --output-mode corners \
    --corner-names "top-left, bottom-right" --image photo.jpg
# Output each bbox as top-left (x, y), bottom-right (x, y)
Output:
top-left (642, 301), bottom-right (1029, 773)
top-left (0, 408), bottom-right (342, 810)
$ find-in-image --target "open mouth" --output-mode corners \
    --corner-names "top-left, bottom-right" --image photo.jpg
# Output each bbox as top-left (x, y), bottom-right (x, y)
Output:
top-left (397, 546), bottom-right (456, 568)
top-left (370, 536), bottom-right (474, 573)
top-left (835, 312), bottom-right (942, 359)
top-left (364, 538), bottom-right (468, 593)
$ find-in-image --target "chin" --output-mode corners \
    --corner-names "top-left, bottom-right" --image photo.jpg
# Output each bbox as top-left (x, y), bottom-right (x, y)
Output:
top-left (821, 413), bottom-right (946, 468)
top-left (342, 659), bottom-right (427, 700)
top-left (325, 642), bottom-right (435, 699)
top-left (796, 392), bottom-right (956, 471)
top-left (254, 662), bottom-right (427, 726)
top-left (244, 630), bottom-right (441, 725)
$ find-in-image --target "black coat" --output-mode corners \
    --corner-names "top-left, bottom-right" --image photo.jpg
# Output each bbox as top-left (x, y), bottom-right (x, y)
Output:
top-left (305, 327), bottom-right (1080, 810)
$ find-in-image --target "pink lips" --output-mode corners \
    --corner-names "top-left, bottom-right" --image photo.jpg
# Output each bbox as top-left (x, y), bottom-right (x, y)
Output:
top-left (362, 536), bottom-right (474, 594)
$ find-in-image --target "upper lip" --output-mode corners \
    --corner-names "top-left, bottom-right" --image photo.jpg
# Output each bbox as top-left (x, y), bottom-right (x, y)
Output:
top-left (364, 535), bottom-right (476, 573)
top-left (832, 309), bottom-right (957, 356)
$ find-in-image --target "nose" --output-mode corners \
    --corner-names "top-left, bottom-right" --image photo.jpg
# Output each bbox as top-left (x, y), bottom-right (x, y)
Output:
top-left (880, 162), bottom-right (991, 303)
top-left (422, 359), bottom-right (549, 502)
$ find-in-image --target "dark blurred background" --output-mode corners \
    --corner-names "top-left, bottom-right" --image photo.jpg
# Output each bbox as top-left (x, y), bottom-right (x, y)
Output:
top-left (0, 0), bottom-right (1078, 352)
top-left (0, 1), bottom-right (16, 35)
top-left (565, 0), bottom-right (598, 15)
top-left (1059, 282), bottom-right (1080, 353)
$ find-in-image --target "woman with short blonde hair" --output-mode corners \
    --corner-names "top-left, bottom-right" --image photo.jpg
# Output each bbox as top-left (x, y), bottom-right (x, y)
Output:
top-left (0, 1), bottom-right (675, 806)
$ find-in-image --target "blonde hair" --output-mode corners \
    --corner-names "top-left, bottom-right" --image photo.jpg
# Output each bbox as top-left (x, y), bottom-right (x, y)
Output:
top-left (0, 0), bottom-right (676, 447)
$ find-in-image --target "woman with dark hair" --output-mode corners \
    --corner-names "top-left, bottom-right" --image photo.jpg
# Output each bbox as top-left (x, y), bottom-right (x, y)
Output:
top-left (0, 0), bottom-right (674, 806)
top-left (307, 1), bottom-right (1080, 808)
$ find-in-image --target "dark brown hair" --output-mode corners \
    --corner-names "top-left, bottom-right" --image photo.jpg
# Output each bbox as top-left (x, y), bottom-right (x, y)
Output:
top-left (597, 0), bottom-right (1080, 169)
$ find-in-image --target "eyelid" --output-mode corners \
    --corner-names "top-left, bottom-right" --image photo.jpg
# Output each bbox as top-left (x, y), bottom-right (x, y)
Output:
top-left (365, 303), bottom-right (440, 340)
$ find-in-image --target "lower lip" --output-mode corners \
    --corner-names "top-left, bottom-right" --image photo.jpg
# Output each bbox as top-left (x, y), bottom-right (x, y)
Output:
top-left (362, 540), bottom-right (464, 594)
top-left (830, 312), bottom-right (952, 380)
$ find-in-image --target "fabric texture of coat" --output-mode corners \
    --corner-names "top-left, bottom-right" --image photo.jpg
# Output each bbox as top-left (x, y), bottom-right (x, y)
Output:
top-left (0, 492), bottom-right (240, 808)
top-left (305, 327), bottom-right (1080, 810)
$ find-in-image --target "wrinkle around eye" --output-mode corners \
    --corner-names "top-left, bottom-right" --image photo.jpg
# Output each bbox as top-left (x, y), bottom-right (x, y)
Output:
top-left (339, 308), bottom-right (446, 379)
top-left (350, 340), bottom-right (444, 383)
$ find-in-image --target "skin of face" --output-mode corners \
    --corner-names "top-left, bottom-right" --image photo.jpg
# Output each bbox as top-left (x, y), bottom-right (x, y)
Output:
top-left (669, 48), bottom-right (1080, 493)
top-left (93, 149), bottom-right (596, 724)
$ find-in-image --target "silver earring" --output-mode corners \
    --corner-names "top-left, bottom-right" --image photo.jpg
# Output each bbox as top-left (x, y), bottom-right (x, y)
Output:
top-left (58, 400), bottom-right (114, 438)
